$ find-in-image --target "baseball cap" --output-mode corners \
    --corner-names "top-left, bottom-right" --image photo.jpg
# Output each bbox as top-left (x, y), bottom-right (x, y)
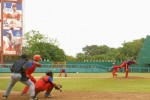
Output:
top-left (21, 54), bottom-right (28, 59)
top-left (12, 3), bottom-right (17, 7)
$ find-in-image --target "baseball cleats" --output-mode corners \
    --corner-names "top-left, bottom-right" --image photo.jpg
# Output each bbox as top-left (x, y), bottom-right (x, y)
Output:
top-left (45, 94), bottom-right (51, 98)
top-left (45, 92), bottom-right (52, 98)
top-left (3, 95), bottom-right (7, 100)
top-left (30, 96), bottom-right (38, 100)
top-left (21, 93), bottom-right (26, 96)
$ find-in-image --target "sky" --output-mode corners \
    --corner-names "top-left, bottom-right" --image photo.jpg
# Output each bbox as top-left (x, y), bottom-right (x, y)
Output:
top-left (24, 0), bottom-right (150, 57)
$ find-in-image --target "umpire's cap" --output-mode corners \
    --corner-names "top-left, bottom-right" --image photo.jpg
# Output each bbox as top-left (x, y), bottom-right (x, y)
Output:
top-left (20, 54), bottom-right (28, 59)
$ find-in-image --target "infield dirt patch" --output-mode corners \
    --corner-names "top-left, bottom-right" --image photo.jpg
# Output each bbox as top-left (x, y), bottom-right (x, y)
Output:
top-left (0, 91), bottom-right (150, 100)
top-left (1, 75), bottom-right (150, 100)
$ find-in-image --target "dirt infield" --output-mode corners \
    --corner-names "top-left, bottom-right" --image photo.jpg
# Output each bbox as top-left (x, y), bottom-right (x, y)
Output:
top-left (1, 75), bottom-right (150, 100)
top-left (0, 91), bottom-right (150, 100)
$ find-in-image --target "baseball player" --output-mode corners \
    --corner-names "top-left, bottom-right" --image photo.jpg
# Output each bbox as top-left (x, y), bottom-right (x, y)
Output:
top-left (108, 63), bottom-right (116, 72)
top-left (3, 54), bottom-right (37, 100)
top-left (116, 57), bottom-right (138, 77)
top-left (59, 67), bottom-right (67, 77)
top-left (21, 55), bottom-right (42, 95)
top-left (111, 63), bottom-right (119, 77)
top-left (34, 70), bottom-right (62, 98)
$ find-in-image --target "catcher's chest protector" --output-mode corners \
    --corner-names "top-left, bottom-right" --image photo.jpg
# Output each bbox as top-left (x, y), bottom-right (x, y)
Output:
top-left (42, 76), bottom-right (50, 84)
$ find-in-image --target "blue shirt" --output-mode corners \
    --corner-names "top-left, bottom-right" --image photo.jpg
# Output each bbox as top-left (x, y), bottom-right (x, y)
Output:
top-left (48, 77), bottom-right (53, 82)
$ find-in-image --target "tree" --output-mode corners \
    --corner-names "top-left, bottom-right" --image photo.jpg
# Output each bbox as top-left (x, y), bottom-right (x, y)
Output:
top-left (23, 30), bottom-right (66, 61)
top-left (82, 45), bottom-right (110, 56)
top-left (66, 55), bottom-right (76, 62)
top-left (120, 38), bottom-right (145, 60)
top-left (76, 38), bottom-right (145, 61)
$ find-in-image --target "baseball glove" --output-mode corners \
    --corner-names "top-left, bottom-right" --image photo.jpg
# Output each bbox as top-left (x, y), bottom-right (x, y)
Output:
top-left (55, 84), bottom-right (62, 90)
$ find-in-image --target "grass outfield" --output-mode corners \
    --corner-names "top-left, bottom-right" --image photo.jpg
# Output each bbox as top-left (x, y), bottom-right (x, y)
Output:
top-left (1, 73), bottom-right (150, 93)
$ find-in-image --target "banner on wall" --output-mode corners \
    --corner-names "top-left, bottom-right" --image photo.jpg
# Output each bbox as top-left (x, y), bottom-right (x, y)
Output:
top-left (3, 29), bottom-right (22, 55)
top-left (2, 2), bottom-right (22, 55)
top-left (3, 2), bottom-right (22, 30)
top-left (3, 0), bottom-right (22, 2)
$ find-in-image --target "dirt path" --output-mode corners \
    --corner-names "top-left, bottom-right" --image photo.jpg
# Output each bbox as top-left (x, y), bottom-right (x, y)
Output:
top-left (1, 91), bottom-right (150, 100)
top-left (1, 76), bottom-right (150, 100)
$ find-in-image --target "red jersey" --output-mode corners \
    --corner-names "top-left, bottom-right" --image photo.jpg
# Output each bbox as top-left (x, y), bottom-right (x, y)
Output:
top-left (60, 69), bottom-right (66, 73)
top-left (126, 60), bottom-right (135, 65)
top-left (26, 61), bottom-right (41, 75)
top-left (117, 60), bottom-right (136, 69)
top-left (35, 76), bottom-right (53, 92)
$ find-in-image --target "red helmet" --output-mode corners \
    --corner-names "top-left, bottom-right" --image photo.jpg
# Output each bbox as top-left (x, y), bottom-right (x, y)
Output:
top-left (34, 55), bottom-right (41, 61)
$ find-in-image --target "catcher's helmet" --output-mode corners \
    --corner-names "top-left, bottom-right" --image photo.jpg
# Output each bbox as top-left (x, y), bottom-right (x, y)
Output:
top-left (46, 70), bottom-right (53, 77)
top-left (34, 55), bottom-right (41, 61)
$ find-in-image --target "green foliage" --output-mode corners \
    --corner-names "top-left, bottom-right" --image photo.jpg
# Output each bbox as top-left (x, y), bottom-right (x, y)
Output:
top-left (119, 38), bottom-right (145, 60)
top-left (23, 30), bottom-right (66, 61)
top-left (77, 38), bottom-right (145, 61)
top-left (66, 55), bottom-right (77, 61)
top-left (82, 45), bottom-right (110, 56)
top-left (23, 30), bottom-right (145, 62)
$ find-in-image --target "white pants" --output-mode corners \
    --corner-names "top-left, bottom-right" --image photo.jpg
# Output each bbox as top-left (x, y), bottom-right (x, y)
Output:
top-left (4, 73), bottom-right (35, 97)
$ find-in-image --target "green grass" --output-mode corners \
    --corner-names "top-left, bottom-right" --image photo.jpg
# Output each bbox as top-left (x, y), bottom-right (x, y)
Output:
top-left (1, 73), bottom-right (150, 93)
top-left (55, 78), bottom-right (150, 92)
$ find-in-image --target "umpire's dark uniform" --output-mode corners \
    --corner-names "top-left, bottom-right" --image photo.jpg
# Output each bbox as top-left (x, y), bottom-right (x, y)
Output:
top-left (3, 54), bottom-right (37, 100)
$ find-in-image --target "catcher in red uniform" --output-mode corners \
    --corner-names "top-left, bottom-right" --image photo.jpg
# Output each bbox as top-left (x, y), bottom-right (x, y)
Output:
top-left (116, 57), bottom-right (138, 77)
top-left (34, 70), bottom-right (62, 98)
top-left (21, 55), bottom-right (42, 95)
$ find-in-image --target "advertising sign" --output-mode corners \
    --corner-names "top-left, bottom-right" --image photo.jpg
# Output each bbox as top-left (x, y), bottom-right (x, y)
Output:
top-left (2, 2), bottom-right (22, 55)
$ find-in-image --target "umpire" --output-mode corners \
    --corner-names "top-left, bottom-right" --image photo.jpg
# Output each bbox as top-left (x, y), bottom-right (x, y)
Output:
top-left (3, 54), bottom-right (37, 100)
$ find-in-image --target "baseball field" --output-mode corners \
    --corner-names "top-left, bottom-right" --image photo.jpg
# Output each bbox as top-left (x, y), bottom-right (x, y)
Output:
top-left (0, 72), bottom-right (150, 100)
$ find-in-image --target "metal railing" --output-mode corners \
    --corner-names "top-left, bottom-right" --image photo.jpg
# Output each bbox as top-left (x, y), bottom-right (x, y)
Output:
top-left (0, 64), bottom-right (150, 73)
